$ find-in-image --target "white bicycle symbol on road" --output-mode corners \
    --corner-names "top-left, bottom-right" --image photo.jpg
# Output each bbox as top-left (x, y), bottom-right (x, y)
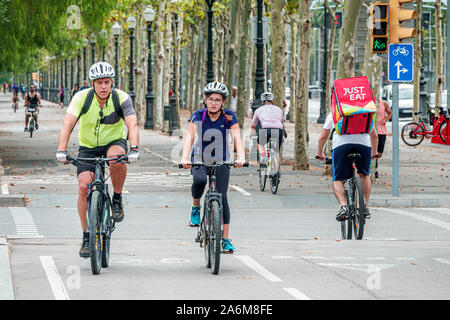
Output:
top-left (392, 47), bottom-right (409, 56)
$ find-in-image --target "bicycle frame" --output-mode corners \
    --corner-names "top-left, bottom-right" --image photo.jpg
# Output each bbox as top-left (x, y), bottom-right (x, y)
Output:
top-left (414, 113), bottom-right (446, 138)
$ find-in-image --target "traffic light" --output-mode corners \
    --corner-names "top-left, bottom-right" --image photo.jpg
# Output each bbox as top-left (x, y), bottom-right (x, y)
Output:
top-left (389, 0), bottom-right (417, 44)
top-left (370, 3), bottom-right (389, 53)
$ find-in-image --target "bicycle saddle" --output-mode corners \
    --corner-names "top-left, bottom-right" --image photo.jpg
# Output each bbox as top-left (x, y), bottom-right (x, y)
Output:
top-left (347, 153), bottom-right (361, 162)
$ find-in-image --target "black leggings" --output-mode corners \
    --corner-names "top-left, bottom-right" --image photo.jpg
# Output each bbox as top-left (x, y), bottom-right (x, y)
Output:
top-left (191, 165), bottom-right (231, 224)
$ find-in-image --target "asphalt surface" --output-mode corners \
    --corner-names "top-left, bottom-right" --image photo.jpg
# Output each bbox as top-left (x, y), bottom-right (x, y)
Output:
top-left (0, 93), bottom-right (449, 301)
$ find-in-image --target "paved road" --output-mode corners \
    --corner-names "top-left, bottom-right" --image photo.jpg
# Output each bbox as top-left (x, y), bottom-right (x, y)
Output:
top-left (0, 93), bottom-right (449, 300)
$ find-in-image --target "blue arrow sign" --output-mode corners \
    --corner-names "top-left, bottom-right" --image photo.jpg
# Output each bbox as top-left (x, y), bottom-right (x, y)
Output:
top-left (388, 43), bottom-right (414, 82)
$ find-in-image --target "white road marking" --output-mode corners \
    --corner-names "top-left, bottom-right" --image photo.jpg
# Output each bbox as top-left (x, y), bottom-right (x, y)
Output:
top-left (317, 263), bottom-right (396, 272)
top-left (0, 238), bottom-right (14, 300)
top-left (433, 258), bottom-right (450, 266)
top-left (235, 255), bottom-right (282, 282)
top-left (143, 147), bottom-right (177, 164)
top-left (272, 256), bottom-right (294, 259)
top-left (9, 207), bottom-right (42, 239)
top-left (230, 185), bottom-right (251, 196)
top-left (420, 208), bottom-right (450, 215)
top-left (2, 183), bottom-right (9, 195)
top-left (39, 256), bottom-right (70, 300)
top-left (283, 288), bottom-right (311, 300)
top-left (383, 208), bottom-right (450, 231)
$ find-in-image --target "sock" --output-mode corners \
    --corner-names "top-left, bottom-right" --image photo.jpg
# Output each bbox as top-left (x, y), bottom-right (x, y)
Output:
top-left (113, 193), bottom-right (122, 201)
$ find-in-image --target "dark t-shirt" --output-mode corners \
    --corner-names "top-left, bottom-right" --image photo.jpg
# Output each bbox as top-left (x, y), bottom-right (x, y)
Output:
top-left (189, 108), bottom-right (238, 163)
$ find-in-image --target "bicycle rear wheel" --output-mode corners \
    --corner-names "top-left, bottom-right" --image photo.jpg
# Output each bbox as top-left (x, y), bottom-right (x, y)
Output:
top-left (342, 184), bottom-right (353, 240)
top-left (88, 191), bottom-right (103, 274)
top-left (270, 152), bottom-right (280, 194)
top-left (210, 200), bottom-right (222, 275)
top-left (258, 166), bottom-right (266, 192)
top-left (352, 177), bottom-right (366, 240)
top-left (439, 121), bottom-right (448, 143)
top-left (401, 122), bottom-right (425, 146)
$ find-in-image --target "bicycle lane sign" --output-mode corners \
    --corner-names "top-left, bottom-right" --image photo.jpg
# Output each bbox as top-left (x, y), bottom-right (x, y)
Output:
top-left (388, 43), bottom-right (413, 82)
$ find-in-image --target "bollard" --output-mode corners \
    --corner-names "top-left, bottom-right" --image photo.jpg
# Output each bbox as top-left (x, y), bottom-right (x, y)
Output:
top-left (169, 104), bottom-right (179, 135)
top-left (163, 105), bottom-right (170, 133)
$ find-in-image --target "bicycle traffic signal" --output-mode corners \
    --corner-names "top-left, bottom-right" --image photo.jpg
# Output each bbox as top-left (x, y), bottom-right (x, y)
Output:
top-left (370, 2), bottom-right (389, 53)
top-left (389, 0), bottom-right (417, 44)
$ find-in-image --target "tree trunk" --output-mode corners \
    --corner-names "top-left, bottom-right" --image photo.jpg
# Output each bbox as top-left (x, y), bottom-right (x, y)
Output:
top-left (293, 0), bottom-right (311, 171)
top-left (163, 12), bottom-right (173, 111)
top-left (413, 0), bottom-right (422, 123)
top-left (154, 0), bottom-right (166, 129)
top-left (336, 0), bottom-right (362, 79)
top-left (225, 0), bottom-right (239, 92)
top-left (237, 0), bottom-right (251, 128)
top-left (270, 0), bottom-right (287, 109)
top-left (288, 16), bottom-right (297, 123)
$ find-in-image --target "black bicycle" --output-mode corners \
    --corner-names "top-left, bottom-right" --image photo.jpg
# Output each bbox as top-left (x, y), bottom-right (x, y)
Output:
top-left (68, 154), bottom-right (128, 274)
top-left (316, 154), bottom-right (367, 240)
top-left (179, 161), bottom-right (248, 275)
top-left (27, 105), bottom-right (38, 138)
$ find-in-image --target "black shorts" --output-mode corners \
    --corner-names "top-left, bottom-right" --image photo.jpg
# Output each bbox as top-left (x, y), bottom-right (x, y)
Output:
top-left (60, 96), bottom-right (65, 103)
top-left (332, 144), bottom-right (371, 181)
top-left (257, 128), bottom-right (283, 151)
top-left (377, 134), bottom-right (387, 154)
top-left (77, 139), bottom-right (128, 176)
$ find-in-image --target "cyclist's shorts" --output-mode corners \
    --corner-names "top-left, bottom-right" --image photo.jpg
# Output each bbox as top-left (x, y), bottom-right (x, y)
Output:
top-left (76, 139), bottom-right (127, 176)
top-left (332, 143), bottom-right (371, 181)
top-left (257, 128), bottom-right (283, 151)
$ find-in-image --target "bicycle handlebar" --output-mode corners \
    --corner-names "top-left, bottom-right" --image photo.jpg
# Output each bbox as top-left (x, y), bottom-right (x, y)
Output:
top-left (67, 154), bottom-right (129, 166)
top-left (178, 161), bottom-right (249, 169)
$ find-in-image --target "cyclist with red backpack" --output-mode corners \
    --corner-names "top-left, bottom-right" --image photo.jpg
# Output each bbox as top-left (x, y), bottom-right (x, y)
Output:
top-left (180, 81), bottom-right (246, 253)
top-left (316, 76), bottom-right (379, 221)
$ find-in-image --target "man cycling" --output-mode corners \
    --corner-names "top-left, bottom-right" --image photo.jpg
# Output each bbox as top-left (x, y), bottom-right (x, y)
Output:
top-left (316, 113), bottom-right (378, 221)
top-left (24, 84), bottom-right (41, 132)
top-left (180, 81), bottom-right (246, 253)
top-left (251, 92), bottom-right (285, 166)
top-left (12, 92), bottom-right (19, 111)
top-left (56, 62), bottom-right (139, 258)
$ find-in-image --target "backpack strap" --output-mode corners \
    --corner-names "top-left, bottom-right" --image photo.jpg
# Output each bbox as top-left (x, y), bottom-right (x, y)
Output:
top-left (111, 89), bottom-right (123, 119)
top-left (77, 89), bottom-right (95, 122)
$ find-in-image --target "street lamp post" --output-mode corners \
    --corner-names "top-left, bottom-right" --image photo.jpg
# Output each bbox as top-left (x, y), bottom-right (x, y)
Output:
top-left (127, 16), bottom-right (137, 107)
top-left (317, 5), bottom-right (328, 124)
top-left (112, 22), bottom-right (122, 89)
top-left (251, 0), bottom-right (265, 114)
top-left (100, 29), bottom-right (108, 61)
top-left (205, 0), bottom-right (215, 84)
top-left (83, 38), bottom-right (88, 81)
top-left (90, 33), bottom-right (96, 65)
top-left (143, 7), bottom-right (156, 129)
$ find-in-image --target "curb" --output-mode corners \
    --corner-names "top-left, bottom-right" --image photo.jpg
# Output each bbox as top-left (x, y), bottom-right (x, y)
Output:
top-left (0, 237), bottom-right (14, 300)
top-left (0, 195), bottom-right (25, 207)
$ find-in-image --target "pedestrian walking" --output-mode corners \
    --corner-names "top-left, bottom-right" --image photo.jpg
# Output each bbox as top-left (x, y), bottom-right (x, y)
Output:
top-left (375, 99), bottom-right (392, 178)
top-left (59, 85), bottom-right (65, 108)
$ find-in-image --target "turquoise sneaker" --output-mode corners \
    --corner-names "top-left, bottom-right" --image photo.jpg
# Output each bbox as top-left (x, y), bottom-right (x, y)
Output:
top-left (189, 205), bottom-right (201, 226)
top-left (222, 238), bottom-right (235, 254)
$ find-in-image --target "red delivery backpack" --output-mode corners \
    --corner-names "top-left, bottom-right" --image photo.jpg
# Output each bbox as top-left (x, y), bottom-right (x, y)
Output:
top-left (331, 76), bottom-right (377, 135)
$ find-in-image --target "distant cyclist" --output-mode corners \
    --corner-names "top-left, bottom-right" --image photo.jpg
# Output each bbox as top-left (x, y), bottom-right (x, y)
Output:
top-left (12, 92), bottom-right (19, 111)
top-left (24, 84), bottom-right (41, 132)
top-left (180, 81), bottom-right (246, 253)
top-left (56, 62), bottom-right (139, 258)
top-left (251, 92), bottom-right (285, 166)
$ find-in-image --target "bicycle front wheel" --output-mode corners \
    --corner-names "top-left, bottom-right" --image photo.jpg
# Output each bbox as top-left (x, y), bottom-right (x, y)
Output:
top-left (88, 190), bottom-right (103, 275)
top-left (439, 121), bottom-right (448, 143)
top-left (353, 177), bottom-right (366, 240)
top-left (203, 205), bottom-right (211, 269)
top-left (210, 200), bottom-right (222, 275)
top-left (401, 122), bottom-right (425, 146)
top-left (258, 167), bottom-right (266, 192)
top-left (29, 120), bottom-right (34, 138)
top-left (101, 204), bottom-right (112, 268)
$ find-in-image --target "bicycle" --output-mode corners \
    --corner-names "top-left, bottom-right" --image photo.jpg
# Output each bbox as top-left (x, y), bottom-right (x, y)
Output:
top-left (26, 105), bottom-right (38, 138)
top-left (255, 136), bottom-right (281, 194)
top-left (67, 154), bottom-right (128, 275)
top-left (179, 161), bottom-right (248, 275)
top-left (316, 154), bottom-right (368, 240)
top-left (12, 102), bottom-right (18, 113)
top-left (401, 107), bottom-right (448, 146)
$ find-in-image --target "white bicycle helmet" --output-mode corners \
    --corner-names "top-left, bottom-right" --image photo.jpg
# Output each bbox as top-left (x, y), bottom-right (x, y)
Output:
top-left (89, 62), bottom-right (115, 80)
top-left (261, 92), bottom-right (274, 102)
top-left (203, 81), bottom-right (228, 98)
